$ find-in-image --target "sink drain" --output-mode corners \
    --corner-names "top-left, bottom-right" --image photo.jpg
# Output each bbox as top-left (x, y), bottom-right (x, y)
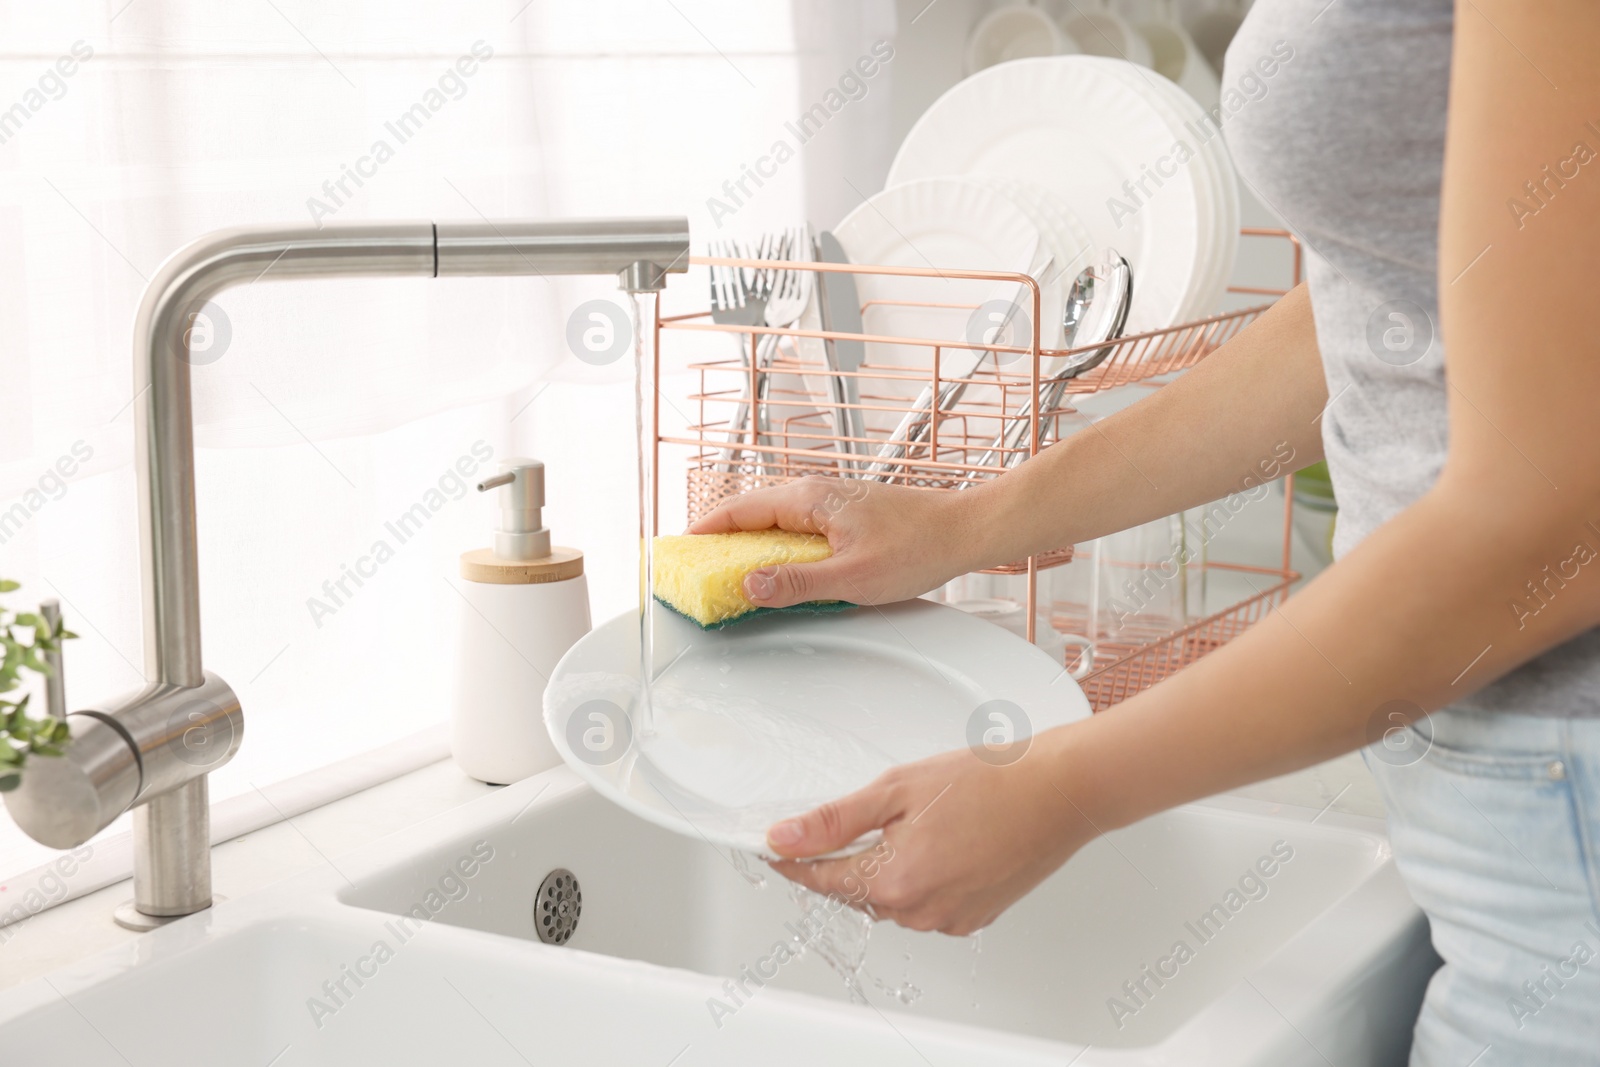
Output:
top-left (534, 868), bottom-right (581, 945)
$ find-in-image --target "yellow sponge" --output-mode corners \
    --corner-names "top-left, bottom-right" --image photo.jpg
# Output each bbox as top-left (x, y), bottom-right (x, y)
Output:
top-left (652, 530), bottom-right (845, 629)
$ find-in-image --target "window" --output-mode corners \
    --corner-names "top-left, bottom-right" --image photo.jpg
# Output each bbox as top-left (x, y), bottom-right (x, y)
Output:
top-left (0, 0), bottom-right (896, 883)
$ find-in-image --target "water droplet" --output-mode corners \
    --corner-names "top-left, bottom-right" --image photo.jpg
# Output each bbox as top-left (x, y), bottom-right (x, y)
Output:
top-left (970, 930), bottom-right (983, 1011)
top-left (730, 849), bottom-right (768, 889)
top-left (788, 883), bottom-right (874, 1004)
top-left (863, 940), bottom-right (923, 1006)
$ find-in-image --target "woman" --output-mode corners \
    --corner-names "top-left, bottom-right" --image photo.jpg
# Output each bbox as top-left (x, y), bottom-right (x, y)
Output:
top-left (692, 0), bottom-right (1600, 1060)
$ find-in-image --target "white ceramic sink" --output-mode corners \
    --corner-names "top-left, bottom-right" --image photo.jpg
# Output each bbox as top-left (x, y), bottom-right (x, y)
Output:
top-left (0, 767), bottom-right (1438, 1065)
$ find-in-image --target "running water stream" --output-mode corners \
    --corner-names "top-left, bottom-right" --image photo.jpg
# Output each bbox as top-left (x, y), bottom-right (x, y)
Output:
top-left (729, 848), bottom-right (768, 889)
top-left (731, 850), bottom-right (924, 1008)
top-left (970, 930), bottom-right (983, 1011)
top-left (638, 290), bottom-right (927, 1011)
top-left (632, 292), bottom-right (657, 739)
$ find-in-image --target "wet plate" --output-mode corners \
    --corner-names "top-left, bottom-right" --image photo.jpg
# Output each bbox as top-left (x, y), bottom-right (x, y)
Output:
top-left (544, 598), bottom-right (1091, 856)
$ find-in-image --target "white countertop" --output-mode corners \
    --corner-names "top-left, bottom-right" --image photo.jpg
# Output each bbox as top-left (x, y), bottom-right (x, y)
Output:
top-left (0, 747), bottom-right (1383, 993)
top-left (0, 759), bottom-right (494, 992)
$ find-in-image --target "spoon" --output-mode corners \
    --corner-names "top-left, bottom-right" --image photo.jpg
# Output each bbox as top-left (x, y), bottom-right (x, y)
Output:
top-left (961, 250), bottom-right (1132, 480)
top-left (1053, 251), bottom-right (1131, 382)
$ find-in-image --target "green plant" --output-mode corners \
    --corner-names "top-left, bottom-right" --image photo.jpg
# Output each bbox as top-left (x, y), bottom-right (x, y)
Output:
top-left (0, 579), bottom-right (75, 791)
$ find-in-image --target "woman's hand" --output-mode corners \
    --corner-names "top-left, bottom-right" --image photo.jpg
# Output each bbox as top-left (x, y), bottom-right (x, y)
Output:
top-left (765, 730), bottom-right (1092, 935)
top-left (688, 476), bottom-right (990, 608)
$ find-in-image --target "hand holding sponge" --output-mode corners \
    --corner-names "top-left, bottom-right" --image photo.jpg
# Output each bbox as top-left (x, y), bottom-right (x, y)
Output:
top-left (652, 530), bottom-right (853, 629)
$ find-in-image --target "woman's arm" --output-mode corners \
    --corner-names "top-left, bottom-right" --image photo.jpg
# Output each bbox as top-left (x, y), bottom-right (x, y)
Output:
top-left (691, 282), bottom-right (1327, 607)
top-left (765, 0), bottom-right (1600, 933)
top-left (972, 280), bottom-right (1326, 564)
top-left (1061, 0), bottom-right (1600, 824)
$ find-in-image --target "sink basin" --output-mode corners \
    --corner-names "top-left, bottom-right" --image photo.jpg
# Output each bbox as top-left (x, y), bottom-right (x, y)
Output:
top-left (0, 767), bottom-right (1438, 1065)
top-left (0, 910), bottom-right (985, 1066)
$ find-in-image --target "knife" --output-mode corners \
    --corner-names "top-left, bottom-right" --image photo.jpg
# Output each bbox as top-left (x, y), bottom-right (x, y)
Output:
top-left (815, 231), bottom-right (866, 471)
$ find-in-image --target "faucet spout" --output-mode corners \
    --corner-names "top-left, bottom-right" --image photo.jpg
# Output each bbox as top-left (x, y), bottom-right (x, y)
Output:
top-left (5, 217), bottom-right (690, 928)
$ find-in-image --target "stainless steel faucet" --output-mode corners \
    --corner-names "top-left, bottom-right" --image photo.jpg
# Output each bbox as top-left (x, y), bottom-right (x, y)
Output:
top-left (4, 218), bottom-right (689, 930)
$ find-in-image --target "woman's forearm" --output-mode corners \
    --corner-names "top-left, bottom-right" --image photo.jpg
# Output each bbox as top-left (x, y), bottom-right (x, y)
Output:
top-left (1054, 474), bottom-right (1600, 830)
top-left (696, 281), bottom-right (1326, 605)
top-left (958, 282), bottom-right (1327, 569)
top-left (694, 282), bottom-right (1329, 606)
top-left (764, 462), bottom-right (1600, 933)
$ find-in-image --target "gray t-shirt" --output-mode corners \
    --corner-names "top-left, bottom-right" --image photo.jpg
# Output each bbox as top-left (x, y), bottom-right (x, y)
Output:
top-left (1224, 0), bottom-right (1599, 717)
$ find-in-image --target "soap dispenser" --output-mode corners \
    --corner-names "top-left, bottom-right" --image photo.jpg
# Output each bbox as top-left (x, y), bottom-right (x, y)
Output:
top-left (450, 457), bottom-right (591, 785)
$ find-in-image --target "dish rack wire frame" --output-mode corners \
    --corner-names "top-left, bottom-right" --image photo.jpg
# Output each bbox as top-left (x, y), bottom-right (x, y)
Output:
top-left (651, 228), bottom-right (1303, 712)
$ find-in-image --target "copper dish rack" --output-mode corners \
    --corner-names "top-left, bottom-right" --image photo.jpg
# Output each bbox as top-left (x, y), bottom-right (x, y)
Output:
top-left (651, 229), bottom-right (1303, 711)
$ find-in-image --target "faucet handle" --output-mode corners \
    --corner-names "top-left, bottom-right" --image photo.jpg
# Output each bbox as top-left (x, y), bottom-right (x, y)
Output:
top-left (5, 670), bottom-right (242, 850)
top-left (39, 599), bottom-right (66, 719)
top-left (5, 712), bottom-right (140, 848)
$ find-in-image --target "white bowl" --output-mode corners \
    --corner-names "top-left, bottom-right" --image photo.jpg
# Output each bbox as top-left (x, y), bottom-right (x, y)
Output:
top-left (1060, 6), bottom-right (1154, 67)
top-left (1185, 0), bottom-right (1248, 75)
top-left (1138, 17), bottom-right (1221, 112)
top-left (965, 3), bottom-right (1075, 74)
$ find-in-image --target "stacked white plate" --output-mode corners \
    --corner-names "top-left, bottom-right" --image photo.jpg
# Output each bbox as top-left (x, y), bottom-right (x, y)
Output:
top-left (832, 176), bottom-right (1096, 440)
top-left (886, 56), bottom-right (1238, 335)
top-left (1077, 56), bottom-right (1238, 324)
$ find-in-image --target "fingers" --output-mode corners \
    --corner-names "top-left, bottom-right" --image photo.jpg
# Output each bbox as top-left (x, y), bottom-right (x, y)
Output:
top-left (743, 559), bottom-right (855, 609)
top-left (766, 777), bottom-right (903, 859)
top-left (688, 483), bottom-right (822, 536)
top-left (768, 854), bottom-right (866, 897)
top-left (768, 825), bottom-right (904, 922)
top-left (772, 857), bottom-right (991, 936)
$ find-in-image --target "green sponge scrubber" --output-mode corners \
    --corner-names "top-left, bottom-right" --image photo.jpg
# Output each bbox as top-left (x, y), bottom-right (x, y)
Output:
top-left (652, 530), bottom-right (853, 630)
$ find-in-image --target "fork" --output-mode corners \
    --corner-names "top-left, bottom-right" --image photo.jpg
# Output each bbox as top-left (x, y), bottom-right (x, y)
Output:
top-left (715, 231), bottom-right (809, 473)
top-left (709, 234), bottom-right (778, 471)
top-left (751, 227), bottom-right (815, 475)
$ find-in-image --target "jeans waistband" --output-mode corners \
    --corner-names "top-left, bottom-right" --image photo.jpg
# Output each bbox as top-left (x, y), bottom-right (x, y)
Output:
top-left (1426, 706), bottom-right (1583, 756)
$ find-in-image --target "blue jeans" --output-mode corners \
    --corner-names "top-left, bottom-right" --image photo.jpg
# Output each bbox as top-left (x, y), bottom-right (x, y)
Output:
top-left (1365, 708), bottom-right (1600, 1064)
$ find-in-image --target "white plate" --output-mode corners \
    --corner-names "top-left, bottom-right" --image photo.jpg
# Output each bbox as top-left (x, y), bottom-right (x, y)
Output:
top-left (544, 599), bottom-right (1091, 856)
top-left (1082, 58), bottom-right (1222, 324)
top-left (832, 177), bottom-right (1044, 438)
top-left (1159, 75), bottom-right (1238, 317)
top-left (1161, 80), bottom-right (1237, 320)
top-left (888, 57), bottom-right (1202, 334)
top-left (1076, 57), bottom-right (1238, 322)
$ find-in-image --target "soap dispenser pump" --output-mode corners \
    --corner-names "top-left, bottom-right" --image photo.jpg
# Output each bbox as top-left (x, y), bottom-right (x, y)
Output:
top-left (450, 457), bottom-right (591, 785)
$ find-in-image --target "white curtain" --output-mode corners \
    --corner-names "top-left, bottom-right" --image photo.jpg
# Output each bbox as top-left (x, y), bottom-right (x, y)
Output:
top-left (0, 0), bottom-right (897, 879)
